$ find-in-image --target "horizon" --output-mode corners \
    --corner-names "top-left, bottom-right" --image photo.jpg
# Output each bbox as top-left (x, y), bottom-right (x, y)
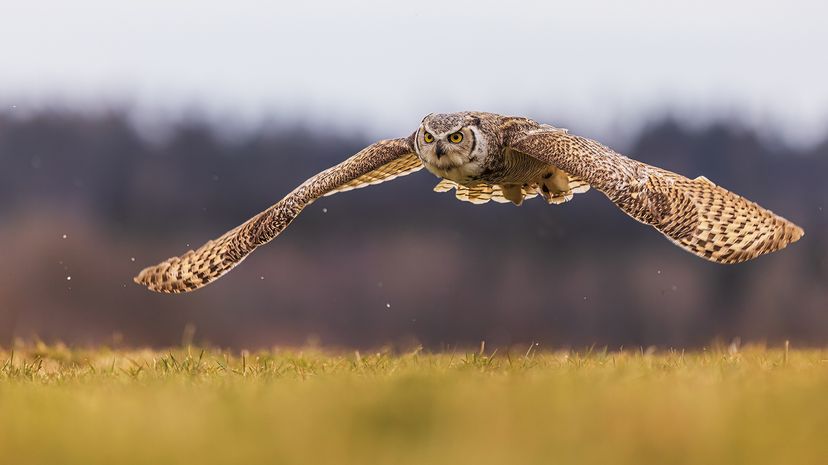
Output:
top-left (3, 0), bottom-right (828, 146)
top-left (2, 103), bottom-right (827, 152)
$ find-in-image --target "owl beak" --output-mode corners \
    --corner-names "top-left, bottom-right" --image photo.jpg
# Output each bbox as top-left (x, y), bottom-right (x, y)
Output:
top-left (435, 141), bottom-right (446, 158)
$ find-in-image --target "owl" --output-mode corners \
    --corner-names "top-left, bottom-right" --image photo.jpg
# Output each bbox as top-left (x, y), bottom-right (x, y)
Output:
top-left (135, 112), bottom-right (804, 293)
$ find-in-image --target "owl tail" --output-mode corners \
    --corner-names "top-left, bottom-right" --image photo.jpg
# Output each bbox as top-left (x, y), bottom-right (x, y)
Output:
top-left (609, 170), bottom-right (804, 264)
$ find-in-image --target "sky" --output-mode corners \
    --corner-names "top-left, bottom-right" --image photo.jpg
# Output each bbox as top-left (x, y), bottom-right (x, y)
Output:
top-left (1, 0), bottom-right (827, 144)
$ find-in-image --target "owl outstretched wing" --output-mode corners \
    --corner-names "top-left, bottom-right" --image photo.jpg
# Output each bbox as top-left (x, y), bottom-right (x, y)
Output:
top-left (134, 137), bottom-right (416, 293)
top-left (506, 124), bottom-right (804, 264)
top-left (325, 153), bottom-right (423, 196)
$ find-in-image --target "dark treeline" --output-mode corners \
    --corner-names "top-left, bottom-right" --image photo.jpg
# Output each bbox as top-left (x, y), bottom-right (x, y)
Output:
top-left (1, 110), bottom-right (826, 349)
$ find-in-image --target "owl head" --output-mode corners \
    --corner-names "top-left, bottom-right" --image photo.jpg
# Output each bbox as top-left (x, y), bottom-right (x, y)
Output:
top-left (415, 112), bottom-right (486, 170)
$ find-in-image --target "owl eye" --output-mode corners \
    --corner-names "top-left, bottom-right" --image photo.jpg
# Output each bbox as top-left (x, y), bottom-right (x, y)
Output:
top-left (423, 132), bottom-right (434, 143)
top-left (449, 132), bottom-right (463, 144)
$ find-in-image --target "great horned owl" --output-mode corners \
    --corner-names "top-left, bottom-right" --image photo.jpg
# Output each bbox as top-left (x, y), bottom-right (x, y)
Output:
top-left (135, 112), bottom-right (804, 293)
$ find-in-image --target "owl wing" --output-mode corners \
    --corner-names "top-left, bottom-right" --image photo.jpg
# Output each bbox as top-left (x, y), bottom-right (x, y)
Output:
top-left (506, 125), bottom-right (804, 264)
top-left (325, 153), bottom-right (423, 196)
top-left (134, 137), bottom-right (416, 293)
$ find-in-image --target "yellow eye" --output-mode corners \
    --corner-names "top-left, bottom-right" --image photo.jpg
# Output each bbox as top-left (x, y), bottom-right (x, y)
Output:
top-left (423, 132), bottom-right (434, 143)
top-left (449, 132), bottom-right (463, 143)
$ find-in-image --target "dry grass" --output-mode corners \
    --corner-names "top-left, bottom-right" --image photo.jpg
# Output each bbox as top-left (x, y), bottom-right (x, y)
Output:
top-left (1, 343), bottom-right (827, 465)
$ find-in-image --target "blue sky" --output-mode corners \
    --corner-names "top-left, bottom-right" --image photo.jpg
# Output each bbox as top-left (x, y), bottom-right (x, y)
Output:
top-left (2, 0), bottom-right (827, 145)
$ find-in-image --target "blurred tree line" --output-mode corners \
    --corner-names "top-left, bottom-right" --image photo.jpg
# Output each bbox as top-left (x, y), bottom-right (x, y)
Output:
top-left (0, 110), bottom-right (826, 349)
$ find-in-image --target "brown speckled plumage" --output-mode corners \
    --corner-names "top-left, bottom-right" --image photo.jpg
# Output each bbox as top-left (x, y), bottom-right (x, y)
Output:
top-left (134, 138), bottom-right (415, 293)
top-left (504, 119), bottom-right (804, 263)
top-left (135, 112), bottom-right (804, 294)
top-left (324, 153), bottom-right (423, 196)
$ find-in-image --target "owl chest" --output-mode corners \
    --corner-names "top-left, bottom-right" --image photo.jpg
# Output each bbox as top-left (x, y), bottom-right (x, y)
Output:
top-left (474, 148), bottom-right (550, 185)
top-left (444, 148), bottom-right (549, 185)
top-left (423, 160), bottom-right (484, 185)
top-left (422, 148), bottom-right (547, 186)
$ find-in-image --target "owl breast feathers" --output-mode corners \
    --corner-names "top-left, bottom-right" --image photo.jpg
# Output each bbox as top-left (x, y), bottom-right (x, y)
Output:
top-left (134, 112), bottom-right (803, 294)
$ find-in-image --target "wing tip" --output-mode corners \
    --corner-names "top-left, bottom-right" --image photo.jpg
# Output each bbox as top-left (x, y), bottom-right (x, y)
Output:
top-left (133, 267), bottom-right (164, 293)
top-left (133, 262), bottom-right (193, 294)
top-left (772, 215), bottom-right (804, 249)
top-left (790, 223), bottom-right (805, 242)
top-left (780, 221), bottom-right (805, 251)
top-left (698, 219), bottom-right (805, 266)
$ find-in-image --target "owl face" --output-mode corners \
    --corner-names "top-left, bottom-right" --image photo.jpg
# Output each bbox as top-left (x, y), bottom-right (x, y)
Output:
top-left (416, 113), bottom-right (485, 173)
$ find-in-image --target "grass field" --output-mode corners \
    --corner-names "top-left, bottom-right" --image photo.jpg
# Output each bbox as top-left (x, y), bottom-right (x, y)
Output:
top-left (1, 343), bottom-right (827, 465)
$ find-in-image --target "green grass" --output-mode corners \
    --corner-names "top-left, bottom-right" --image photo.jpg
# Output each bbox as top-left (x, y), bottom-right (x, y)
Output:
top-left (1, 343), bottom-right (827, 465)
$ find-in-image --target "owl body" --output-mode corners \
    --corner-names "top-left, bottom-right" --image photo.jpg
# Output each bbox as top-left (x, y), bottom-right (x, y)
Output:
top-left (416, 112), bottom-right (582, 205)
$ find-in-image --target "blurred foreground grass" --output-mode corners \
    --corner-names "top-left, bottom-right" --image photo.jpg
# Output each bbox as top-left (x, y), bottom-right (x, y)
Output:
top-left (1, 343), bottom-right (827, 465)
